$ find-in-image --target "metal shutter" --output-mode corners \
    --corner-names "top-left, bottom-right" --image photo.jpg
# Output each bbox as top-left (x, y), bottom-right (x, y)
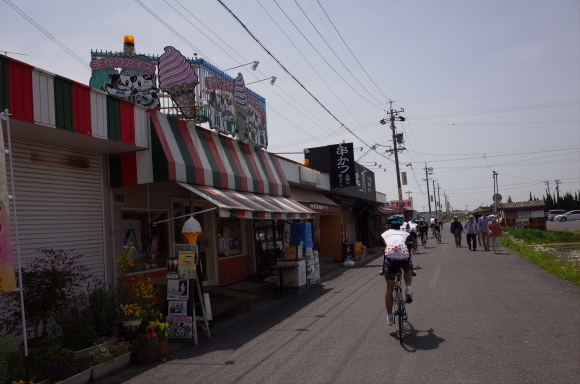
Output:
top-left (8, 140), bottom-right (106, 277)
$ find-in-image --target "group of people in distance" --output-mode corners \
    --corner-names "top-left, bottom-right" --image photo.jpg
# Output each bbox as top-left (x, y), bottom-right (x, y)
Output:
top-left (380, 212), bottom-right (501, 326)
top-left (449, 212), bottom-right (502, 253)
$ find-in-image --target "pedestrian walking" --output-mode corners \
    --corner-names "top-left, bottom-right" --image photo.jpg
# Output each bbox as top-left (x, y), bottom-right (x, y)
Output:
top-left (476, 216), bottom-right (482, 247)
top-left (464, 215), bottom-right (478, 251)
top-left (450, 216), bottom-right (464, 247)
top-left (477, 212), bottom-right (492, 251)
top-left (487, 215), bottom-right (502, 253)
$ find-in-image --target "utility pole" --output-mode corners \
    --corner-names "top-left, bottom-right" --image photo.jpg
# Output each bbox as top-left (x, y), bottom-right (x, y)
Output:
top-left (432, 179), bottom-right (438, 216)
top-left (406, 191), bottom-right (412, 198)
top-left (492, 171), bottom-right (499, 215)
top-left (423, 165), bottom-right (433, 216)
top-left (383, 101), bottom-right (406, 217)
top-left (545, 181), bottom-right (551, 196)
top-left (554, 179), bottom-right (561, 200)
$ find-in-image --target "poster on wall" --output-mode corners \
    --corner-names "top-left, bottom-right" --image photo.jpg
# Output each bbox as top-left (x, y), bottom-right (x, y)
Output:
top-left (167, 316), bottom-right (193, 338)
top-left (168, 300), bottom-right (188, 314)
top-left (167, 279), bottom-right (189, 300)
top-left (177, 250), bottom-right (197, 280)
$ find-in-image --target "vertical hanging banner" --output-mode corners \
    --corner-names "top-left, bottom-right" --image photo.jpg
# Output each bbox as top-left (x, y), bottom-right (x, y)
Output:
top-left (0, 115), bottom-right (16, 294)
top-left (329, 142), bottom-right (356, 189)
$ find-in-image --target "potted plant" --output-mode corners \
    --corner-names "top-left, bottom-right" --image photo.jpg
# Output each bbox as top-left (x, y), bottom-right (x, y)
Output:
top-left (89, 339), bottom-right (130, 381)
top-left (119, 304), bottom-right (143, 331)
top-left (131, 326), bottom-right (159, 365)
top-left (148, 320), bottom-right (169, 357)
top-left (0, 249), bottom-right (93, 353)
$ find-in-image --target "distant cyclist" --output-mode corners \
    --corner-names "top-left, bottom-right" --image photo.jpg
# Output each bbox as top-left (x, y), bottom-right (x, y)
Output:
top-left (408, 219), bottom-right (419, 251)
top-left (432, 217), bottom-right (441, 240)
top-left (381, 215), bottom-right (414, 326)
top-left (418, 218), bottom-right (429, 243)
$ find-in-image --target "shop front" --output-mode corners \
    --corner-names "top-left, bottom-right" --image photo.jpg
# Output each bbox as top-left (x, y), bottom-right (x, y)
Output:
top-left (110, 111), bottom-right (315, 287)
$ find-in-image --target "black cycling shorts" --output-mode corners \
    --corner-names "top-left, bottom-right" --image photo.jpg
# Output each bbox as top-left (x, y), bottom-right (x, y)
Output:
top-left (383, 258), bottom-right (411, 280)
top-left (408, 231), bottom-right (417, 240)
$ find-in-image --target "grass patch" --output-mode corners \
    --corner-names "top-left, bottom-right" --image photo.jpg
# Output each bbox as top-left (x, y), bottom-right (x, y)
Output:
top-left (500, 229), bottom-right (580, 286)
top-left (502, 227), bottom-right (580, 244)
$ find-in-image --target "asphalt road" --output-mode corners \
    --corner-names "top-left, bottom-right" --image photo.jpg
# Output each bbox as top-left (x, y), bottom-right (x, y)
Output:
top-left (546, 219), bottom-right (580, 231)
top-left (112, 231), bottom-right (579, 384)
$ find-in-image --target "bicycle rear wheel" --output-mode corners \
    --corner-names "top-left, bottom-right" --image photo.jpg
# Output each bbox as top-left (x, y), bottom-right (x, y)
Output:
top-left (397, 290), bottom-right (404, 344)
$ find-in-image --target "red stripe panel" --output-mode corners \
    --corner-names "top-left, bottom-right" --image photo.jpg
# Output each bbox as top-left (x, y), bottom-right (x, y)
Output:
top-left (240, 145), bottom-right (264, 194)
top-left (72, 83), bottom-right (92, 135)
top-left (149, 110), bottom-right (177, 180)
top-left (224, 139), bottom-right (248, 192)
top-left (202, 129), bottom-right (228, 189)
top-left (177, 119), bottom-right (205, 183)
top-left (121, 152), bottom-right (138, 186)
top-left (270, 154), bottom-right (290, 197)
top-left (119, 99), bottom-right (135, 144)
top-left (257, 150), bottom-right (279, 196)
top-left (9, 60), bottom-right (34, 122)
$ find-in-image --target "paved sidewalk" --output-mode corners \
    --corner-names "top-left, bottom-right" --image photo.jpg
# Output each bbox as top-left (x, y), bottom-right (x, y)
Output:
top-left (94, 251), bottom-right (382, 383)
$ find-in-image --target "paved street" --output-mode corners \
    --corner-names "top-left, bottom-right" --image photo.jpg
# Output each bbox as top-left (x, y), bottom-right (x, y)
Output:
top-left (108, 231), bottom-right (579, 384)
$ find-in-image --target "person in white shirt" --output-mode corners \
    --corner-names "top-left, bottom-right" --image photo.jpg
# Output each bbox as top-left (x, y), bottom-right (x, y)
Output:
top-left (381, 216), bottom-right (413, 326)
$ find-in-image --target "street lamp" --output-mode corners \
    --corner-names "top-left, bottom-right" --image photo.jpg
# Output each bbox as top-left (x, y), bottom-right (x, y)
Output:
top-left (246, 76), bottom-right (277, 86)
top-left (223, 61), bottom-right (259, 72)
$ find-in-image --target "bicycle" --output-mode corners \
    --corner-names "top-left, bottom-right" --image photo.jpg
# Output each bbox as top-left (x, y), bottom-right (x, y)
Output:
top-left (434, 230), bottom-right (441, 244)
top-left (380, 268), bottom-right (408, 344)
top-left (420, 229), bottom-right (427, 247)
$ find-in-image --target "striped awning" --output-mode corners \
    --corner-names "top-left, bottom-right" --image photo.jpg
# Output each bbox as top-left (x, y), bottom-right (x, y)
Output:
top-left (110, 110), bottom-right (289, 195)
top-left (179, 183), bottom-right (316, 220)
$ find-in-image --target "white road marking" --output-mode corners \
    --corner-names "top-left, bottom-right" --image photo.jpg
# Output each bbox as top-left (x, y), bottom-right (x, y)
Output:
top-left (429, 264), bottom-right (441, 289)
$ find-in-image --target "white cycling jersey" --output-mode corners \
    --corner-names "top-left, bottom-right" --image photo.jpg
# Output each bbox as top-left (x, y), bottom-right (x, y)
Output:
top-left (381, 229), bottom-right (411, 258)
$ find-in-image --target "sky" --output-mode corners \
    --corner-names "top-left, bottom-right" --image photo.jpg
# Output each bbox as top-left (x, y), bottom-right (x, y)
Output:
top-left (1, 0), bottom-right (579, 212)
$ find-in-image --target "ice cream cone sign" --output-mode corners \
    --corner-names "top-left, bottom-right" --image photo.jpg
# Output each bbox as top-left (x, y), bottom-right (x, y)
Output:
top-left (182, 216), bottom-right (202, 245)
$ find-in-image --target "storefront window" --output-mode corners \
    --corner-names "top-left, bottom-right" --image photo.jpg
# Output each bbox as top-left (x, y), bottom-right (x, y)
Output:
top-left (121, 210), bottom-right (168, 272)
top-left (217, 218), bottom-right (243, 258)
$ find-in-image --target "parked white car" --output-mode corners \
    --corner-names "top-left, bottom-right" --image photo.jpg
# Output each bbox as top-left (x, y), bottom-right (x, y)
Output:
top-left (553, 210), bottom-right (580, 222)
top-left (547, 209), bottom-right (567, 221)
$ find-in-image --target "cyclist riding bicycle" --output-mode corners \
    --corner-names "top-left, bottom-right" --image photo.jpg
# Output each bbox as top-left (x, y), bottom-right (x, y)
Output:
top-left (418, 218), bottom-right (429, 243)
top-left (431, 217), bottom-right (441, 237)
top-left (381, 215), bottom-right (414, 326)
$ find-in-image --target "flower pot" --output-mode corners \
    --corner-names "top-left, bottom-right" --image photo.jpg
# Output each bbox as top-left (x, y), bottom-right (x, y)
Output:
top-left (67, 337), bottom-right (115, 360)
top-left (121, 318), bottom-right (142, 331)
top-left (133, 346), bottom-right (158, 365)
top-left (157, 339), bottom-right (168, 356)
top-left (55, 367), bottom-right (91, 384)
top-left (90, 352), bottom-right (131, 381)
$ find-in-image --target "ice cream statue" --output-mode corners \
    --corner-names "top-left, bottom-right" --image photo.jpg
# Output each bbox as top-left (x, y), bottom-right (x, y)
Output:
top-left (158, 46), bottom-right (199, 119)
top-left (182, 216), bottom-right (202, 245)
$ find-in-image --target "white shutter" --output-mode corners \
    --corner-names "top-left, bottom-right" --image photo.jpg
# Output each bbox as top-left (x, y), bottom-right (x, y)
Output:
top-left (8, 140), bottom-right (106, 276)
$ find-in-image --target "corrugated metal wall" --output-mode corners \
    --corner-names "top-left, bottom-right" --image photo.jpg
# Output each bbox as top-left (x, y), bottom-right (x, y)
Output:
top-left (8, 139), bottom-right (107, 276)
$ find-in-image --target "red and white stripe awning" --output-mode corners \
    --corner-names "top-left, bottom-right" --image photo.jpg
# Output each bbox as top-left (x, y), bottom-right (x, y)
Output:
top-left (179, 183), bottom-right (316, 220)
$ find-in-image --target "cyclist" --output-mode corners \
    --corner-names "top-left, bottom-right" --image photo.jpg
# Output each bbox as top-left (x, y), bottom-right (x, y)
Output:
top-left (408, 219), bottom-right (419, 252)
top-left (432, 217), bottom-right (442, 242)
top-left (381, 215), bottom-right (414, 326)
top-left (418, 218), bottom-right (429, 244)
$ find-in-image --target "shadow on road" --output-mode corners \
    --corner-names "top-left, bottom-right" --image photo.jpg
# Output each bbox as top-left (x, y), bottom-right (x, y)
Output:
top-left (389, 323), bottom-right (445, 351)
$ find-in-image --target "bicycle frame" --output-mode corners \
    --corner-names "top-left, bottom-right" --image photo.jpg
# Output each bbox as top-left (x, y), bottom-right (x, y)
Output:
top-left (392, 271), bottom-right (407, 344)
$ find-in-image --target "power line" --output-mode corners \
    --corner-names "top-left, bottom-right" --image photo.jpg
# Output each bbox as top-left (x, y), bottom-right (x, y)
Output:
top-left (215, 0), bottom-right (393, 162)
top-left (3, 0), bottom-right (90, 70)
top-left (291, 0), bottom-right (386, 108)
